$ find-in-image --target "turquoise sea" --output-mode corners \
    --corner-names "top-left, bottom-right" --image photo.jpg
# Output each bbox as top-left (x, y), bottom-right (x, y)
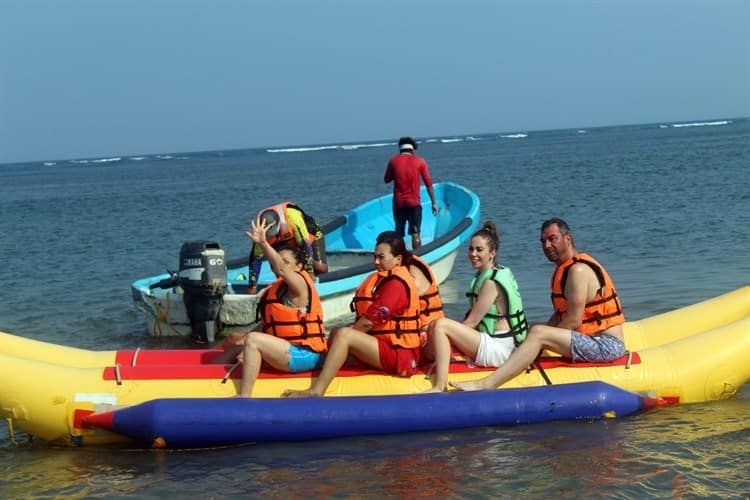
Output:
top-left (1, 118), bottom-right (748, 497)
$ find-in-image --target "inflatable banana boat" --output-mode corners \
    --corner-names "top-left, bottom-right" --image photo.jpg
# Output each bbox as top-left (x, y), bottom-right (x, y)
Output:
top-left (1, 286), bottom-right (748, 447)
top-left (82, 382), bottom-right (652, 448)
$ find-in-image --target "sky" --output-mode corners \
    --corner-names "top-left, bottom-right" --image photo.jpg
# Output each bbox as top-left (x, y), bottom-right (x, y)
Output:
top-left (1, 0), bottom-right (748, 164)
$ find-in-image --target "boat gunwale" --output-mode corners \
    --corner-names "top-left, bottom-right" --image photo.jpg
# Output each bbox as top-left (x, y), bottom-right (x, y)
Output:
top-left (132, 181), bottom-right (479, 292)
top-left (317, 216), bottom-right (474, 283)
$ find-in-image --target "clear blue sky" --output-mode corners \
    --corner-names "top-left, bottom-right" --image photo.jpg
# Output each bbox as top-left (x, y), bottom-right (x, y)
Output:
top-left (1, 0), bottom-right (748, 164)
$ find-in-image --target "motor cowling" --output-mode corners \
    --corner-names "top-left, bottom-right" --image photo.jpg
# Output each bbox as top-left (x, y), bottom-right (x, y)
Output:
top-left (178, 240), bottom-right (227, 343)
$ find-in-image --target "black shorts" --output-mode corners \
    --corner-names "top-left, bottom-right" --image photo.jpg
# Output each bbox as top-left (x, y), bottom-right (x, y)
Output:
top-left (394, 205), bottom-right (422, 236)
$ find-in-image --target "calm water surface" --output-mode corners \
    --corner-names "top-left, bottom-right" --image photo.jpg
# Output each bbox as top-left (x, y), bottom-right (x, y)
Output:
top-left (1, 119), bottom-right (748, 497)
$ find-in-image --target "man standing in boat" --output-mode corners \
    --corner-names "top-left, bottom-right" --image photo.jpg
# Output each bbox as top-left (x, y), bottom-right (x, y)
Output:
top-left (452, 218), bottom-right (626, 391)
top-left (384, 136), bottom-right (439, 249)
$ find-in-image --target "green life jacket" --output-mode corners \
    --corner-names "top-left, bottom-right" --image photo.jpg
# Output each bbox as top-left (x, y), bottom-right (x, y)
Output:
top-left (466, 267), bottom-right (528, 345)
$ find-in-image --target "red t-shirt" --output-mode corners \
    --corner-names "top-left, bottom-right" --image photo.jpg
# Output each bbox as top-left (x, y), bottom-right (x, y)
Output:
top-left (384, 152), bottom-right (433, 208)
top-left (363, 277), bottom-right (409, 325)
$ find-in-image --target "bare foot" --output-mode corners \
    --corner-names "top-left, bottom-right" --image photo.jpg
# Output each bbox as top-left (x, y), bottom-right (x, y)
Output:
top-left (421, 386), bottom-right (447, 394)
top-left (282, 388), bottom-right (321, 398)
top-left (449, 380), bottom-right (491, 391)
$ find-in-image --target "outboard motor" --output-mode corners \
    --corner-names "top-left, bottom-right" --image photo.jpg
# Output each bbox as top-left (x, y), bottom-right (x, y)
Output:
top-left (178, 240), bottom-right (227, 344)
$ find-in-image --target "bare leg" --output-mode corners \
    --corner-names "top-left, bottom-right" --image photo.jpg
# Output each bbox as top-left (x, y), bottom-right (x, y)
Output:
top-left (238, 337), bottom-right (262, 397)
top-left (424, 325), bottom-right (451, 392)
top-left (283, 327), bottom-right (379, 397)
top-left (211, 341), bottom-right (245, 364)
top-left (238, 332), bottom-right (293, 397)
top-left (216, 332), bottom-right (247, 350)
top-left (451, 324), bottom-right (573, 391)
top-left (424, 318), bottom-right (481, 393)
top-left (411, 233), bottom-right (422, 249)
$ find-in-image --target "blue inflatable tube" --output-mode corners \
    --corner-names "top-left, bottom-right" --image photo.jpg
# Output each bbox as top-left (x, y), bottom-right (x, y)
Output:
top-left (85, 381), bottom-right (649, 448)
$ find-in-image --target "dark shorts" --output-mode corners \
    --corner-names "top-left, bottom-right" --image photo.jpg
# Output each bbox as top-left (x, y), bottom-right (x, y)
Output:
top-left (377, 337), bottom-right (421, 377)
top-left (394, 205), bottom-right (422, 237)
top-left (570, 332), bottom-right (626, 363)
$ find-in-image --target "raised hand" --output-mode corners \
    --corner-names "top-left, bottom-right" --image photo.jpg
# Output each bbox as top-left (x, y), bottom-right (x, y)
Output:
top-left (245, 216), bottom-right (275, 246)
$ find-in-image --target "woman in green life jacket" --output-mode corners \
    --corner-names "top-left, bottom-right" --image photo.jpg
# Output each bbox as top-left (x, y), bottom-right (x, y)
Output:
top-left (423, 221), bottom-right (528, 392)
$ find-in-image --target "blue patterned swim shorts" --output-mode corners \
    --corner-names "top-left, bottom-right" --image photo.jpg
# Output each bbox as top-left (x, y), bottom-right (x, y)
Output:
top-left (570, 332), bottom-right (626, 363)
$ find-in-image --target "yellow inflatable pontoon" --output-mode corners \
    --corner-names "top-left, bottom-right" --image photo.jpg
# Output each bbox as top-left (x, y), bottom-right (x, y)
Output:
top-left (1, 286), bottom-right (748, 447)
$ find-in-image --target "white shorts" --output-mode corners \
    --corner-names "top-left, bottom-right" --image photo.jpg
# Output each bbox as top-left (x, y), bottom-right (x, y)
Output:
top-left (471, 332), bottom-right (515, 368)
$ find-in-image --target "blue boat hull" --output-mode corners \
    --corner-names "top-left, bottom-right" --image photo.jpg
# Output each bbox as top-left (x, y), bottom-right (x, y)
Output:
top-left (86, 381), bottom-right (648, 448)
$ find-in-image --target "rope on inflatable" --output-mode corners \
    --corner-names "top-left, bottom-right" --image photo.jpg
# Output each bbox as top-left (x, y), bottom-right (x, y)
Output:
top-left (5, 416), bottom-right (30, 447)
top-left (5, 416), bottom-right (18, 445)
top-left (151, 293), bottom-right (185, 338)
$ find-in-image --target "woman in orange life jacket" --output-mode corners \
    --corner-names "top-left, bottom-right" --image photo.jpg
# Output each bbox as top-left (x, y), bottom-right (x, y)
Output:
top-left (212, 216), bottom-right (327, 397)
top-left (283, 231), bottom-right (422, 398)
top-left (451, 218), bottom-right (625, 391)
top-left (375, 230), bottom-right (445, 329)
top-left (422, 221), bottom-right (528, 392)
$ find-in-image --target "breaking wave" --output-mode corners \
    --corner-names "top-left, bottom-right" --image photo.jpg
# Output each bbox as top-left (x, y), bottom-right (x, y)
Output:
top-left (660, 120), bottom-right (731, 129)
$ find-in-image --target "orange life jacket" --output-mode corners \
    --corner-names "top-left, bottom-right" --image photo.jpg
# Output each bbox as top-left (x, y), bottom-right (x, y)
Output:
top-left (350, 266), bottom-right (421, 348)
top-left (258, 202), bottom-right (316, 249)
top-left (410, 255), bottom-right (444, 325)
top-left (257, 270), bottom-right (327, 352)
top-left (550, 253), bottom-right (625, 335)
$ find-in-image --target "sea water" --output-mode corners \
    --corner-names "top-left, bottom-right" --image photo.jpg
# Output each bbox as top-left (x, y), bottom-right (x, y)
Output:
top-left (0, 118), bottom-right (748, 497)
